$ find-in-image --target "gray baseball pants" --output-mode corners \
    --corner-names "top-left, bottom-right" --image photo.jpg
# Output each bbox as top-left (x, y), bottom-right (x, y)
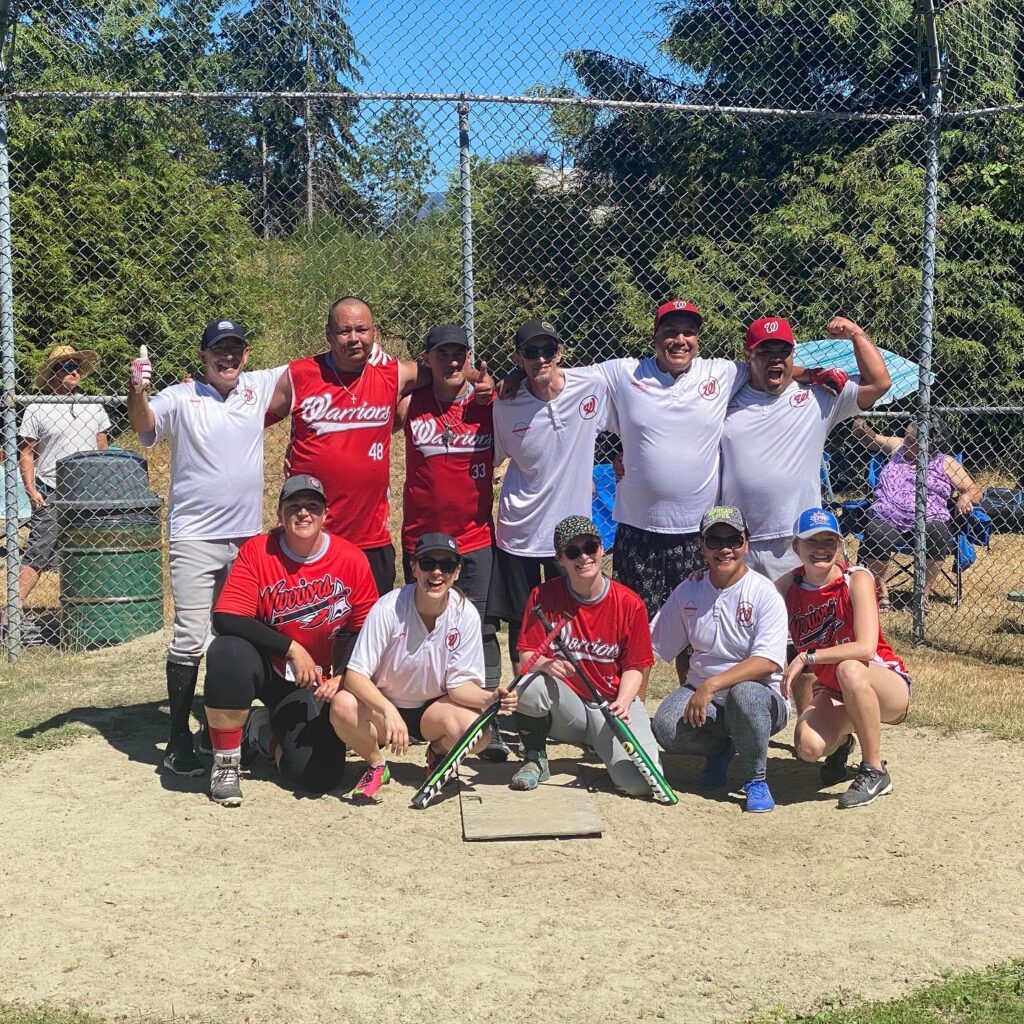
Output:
top-left (517, 672), bottom-right (662, 797)
top-left (167, 537), bottom-right (248, 666)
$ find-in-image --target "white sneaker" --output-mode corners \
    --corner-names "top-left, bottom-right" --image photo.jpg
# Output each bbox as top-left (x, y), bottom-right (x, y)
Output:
top-left (210, 752), bottom-right (243, 807)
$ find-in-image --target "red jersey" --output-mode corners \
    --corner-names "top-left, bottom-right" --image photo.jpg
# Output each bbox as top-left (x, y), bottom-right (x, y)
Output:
top-left (285, 354), bottom-right (399, 547)
top-left (518, 577), bottom-right (654, 702)
top-left (215, 530), bottom-right (379, 677)
top-left (401, 388), bottom-right (494, 554)
top-left (784, 565), bottom-right (906, 693)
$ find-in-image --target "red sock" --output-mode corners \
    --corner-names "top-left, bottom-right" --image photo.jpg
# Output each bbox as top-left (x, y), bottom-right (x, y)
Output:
top-left (209, 726), bottom-right (243, 754)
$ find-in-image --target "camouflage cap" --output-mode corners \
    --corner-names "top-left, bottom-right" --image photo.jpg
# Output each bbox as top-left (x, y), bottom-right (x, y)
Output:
top-left (553, 514), bottom-right (602, 553)
top-left (699, 505), bottom-right (748, 536)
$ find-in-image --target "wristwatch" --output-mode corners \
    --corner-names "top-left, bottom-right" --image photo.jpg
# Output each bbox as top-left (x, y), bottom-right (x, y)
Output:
top-left (805, 649), bottom-right (817, 665)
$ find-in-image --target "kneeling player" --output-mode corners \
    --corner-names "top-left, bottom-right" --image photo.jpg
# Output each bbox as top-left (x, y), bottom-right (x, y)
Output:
top-left (779, 507), bottom-right (910, 809)
top-left (510, 515), bottom-right (660, 797)
top-left (331, 533), bottom-right (517, 803)
top-left (203, 475), bottom-right (379, 806)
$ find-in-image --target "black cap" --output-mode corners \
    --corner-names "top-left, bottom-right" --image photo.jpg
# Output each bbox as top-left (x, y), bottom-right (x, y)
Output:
top-left (278, 474), bottom-right (326, 504)
top-left (514, 319), bottom-right (561, 349)
top-left (424, 324), bottom-right (470, 352)
top-left (413, 532), bottom-right (460, 558)
top-left (201, 318), bottom-right (247, 349)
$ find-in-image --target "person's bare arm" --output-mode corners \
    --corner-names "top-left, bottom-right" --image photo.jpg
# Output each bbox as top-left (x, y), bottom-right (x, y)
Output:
top-left (126, 386), bottom-right (155, 434)
top-left (266, 368), bottom-right (293, 423)
top-left (945, 456), bottom-right (984, 514)
top-left (95, 431), bottom-right (109, 452)
top-left (826, 317), bottom-right (891, 410)
top-left (394, 394), bottom-right (411, 433)
top-left (850, 417), bottom-right (902, 454)
top-left (398, 359), bottom-right (431, 398)
top-left (18, 438), bottom-right (44, 508)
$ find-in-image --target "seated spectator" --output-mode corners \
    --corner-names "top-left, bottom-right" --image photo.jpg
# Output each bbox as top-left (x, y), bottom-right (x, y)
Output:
top-left (510, 515), bottom-right (660, 798)
top-left (778, 507), bottom-right (911, 809)
top-left (203, 475), bottom-right (379, 807)
top-left (331, 533), bottom-right (516, 804)
top-left (852, 417), bottom-right (983, 609)
top-left (651, 506), bottom-right (788, 813)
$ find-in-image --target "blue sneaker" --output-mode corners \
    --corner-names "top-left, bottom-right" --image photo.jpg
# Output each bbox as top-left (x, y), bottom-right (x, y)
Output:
top-left (699, 745), bottom-right (734, 789)
top-left (742, 778), bottom-right (775, 813)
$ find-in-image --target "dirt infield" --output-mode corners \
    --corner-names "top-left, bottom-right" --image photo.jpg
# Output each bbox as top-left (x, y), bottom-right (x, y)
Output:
top-left (2, 701), bottom-right (1023, 1024)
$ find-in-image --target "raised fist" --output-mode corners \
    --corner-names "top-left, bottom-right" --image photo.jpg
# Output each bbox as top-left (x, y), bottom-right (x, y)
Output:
top-left (825, 316), bottom-right (863, 341)
top-left (130, 344), bottom-right (152, 394)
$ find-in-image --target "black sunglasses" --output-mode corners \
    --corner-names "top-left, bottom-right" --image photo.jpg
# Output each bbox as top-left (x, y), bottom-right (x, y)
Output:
top-left (562, 537), bottom-right (601, 560)
top-left (60, 361), bottom-right (81, 373)
top-left (703, 532), bottom-right (745, 550)
top-left (417, 556), bottom-right (460, 574)
top-left (519, 343), bottom-right (559, 360)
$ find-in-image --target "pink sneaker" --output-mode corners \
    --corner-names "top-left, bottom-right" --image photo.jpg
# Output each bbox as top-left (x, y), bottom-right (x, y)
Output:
top-left (348, 762), bottom-right (390, 802)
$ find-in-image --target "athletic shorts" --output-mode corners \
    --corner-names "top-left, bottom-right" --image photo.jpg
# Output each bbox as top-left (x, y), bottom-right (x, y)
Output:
top-left (812, 668), bottom-right (913, 724)
top-left (745, 537), bottom-right (803, 581)
top-left (858, 517), bottom-right (952, 562)
top-left (487, 547), bottom-right (562, 624)
top-left (362, 542), bottom-right (397, 597)
top-left (22, 496), bottom-right (59, 570)
top-left (612, 523), bottom-right (703, 619)
top-left (395, 699), bottom-right (440, 743)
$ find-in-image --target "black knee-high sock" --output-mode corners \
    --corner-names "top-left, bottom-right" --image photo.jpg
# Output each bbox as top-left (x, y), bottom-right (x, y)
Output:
top-left (166, 661), bottom-right (199, 744)
top-left (514, 711), bottom-right (550, 760)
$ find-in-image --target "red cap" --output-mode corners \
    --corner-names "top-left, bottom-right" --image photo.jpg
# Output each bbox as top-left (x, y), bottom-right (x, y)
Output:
top-left (654, 299), bottom-right (702, 329)
top-left (744, 317), bottom-right (795, 350)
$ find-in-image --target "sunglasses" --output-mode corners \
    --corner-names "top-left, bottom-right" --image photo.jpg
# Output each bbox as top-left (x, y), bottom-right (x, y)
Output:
top-left (60, 362), bottom-right (80, 373)
top-left (703, 532), bottom-right (745, 550)
top-left (417, 556), bottom-right (459, 575)
top-left (519, 343), bottom-right (559, 360)
top-left (562, 537), bottom-right (601, 560)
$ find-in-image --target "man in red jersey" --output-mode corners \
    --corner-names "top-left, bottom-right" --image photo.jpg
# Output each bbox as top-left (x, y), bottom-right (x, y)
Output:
top-left (204, 474), bottom-right (379, 806)
top-left (396, 323), bottom-right (507, 758)
top-left (271, 297), bottom-right (428, 597)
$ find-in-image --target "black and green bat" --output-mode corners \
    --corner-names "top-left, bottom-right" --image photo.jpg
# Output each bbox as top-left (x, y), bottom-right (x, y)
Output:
top-left (533, 604), bottom-right (678, 806)
top-left (410, 614), bottom-right (566, 810)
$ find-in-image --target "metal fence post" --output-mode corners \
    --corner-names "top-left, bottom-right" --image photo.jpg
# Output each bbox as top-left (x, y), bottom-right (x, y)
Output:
top-left (913, 0), bottom-right (943, 645)
top-left (0, 96), bottom-right (19, 661)
top-left (457, 101), bottom-right (476, 355)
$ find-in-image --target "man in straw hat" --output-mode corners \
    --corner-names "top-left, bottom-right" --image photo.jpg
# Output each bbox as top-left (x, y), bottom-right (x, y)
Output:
top-left (15, 345), bottom-right (109, 620)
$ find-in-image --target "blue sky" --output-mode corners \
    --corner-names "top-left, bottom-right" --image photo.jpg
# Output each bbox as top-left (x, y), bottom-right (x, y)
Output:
top-left (346, 0), bottom-right (679, 188)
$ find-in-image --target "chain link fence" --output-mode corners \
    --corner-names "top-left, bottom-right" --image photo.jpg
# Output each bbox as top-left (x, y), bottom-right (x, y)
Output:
top-left (2, 0), bottom-right (1022, 663)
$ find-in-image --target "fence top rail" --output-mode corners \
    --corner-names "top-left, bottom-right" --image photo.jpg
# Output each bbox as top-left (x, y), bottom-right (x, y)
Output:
top-left (7, 89), bottom-right (927, 123)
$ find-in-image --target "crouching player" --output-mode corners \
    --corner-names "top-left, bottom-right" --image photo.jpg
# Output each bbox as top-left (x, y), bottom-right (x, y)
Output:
top-left (510, 515), bottom-right (661, 798)
top-left (203, 475), bottom-right (379, 806)
top-left (779, 508), bottom-right (910, 809)
top-left (331, 533), bottom-right (517, 803)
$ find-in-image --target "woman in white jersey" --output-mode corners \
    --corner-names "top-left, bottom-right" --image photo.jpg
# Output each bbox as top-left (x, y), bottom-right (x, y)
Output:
top-left (331, 532), bottom-right (517, 802)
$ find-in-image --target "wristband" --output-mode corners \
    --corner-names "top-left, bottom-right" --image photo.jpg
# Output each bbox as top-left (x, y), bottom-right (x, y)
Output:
top-left (805, 648), bottom-right (817, 665)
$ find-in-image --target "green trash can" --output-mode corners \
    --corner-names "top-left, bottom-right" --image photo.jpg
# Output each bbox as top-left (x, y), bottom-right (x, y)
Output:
top-left (55, 451), bottom-right (164, 651)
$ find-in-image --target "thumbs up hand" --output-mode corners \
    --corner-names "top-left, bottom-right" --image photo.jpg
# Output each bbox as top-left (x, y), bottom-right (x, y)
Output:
top-left (130, 344), bottom-right (152, 394)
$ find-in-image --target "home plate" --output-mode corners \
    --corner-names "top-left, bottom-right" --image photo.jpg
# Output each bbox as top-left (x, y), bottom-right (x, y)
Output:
top-left (458, 761), bottom-right (603, 841)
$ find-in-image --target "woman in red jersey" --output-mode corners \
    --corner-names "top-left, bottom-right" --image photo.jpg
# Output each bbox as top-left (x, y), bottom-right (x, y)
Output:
top-left (777, 507), bottom-right (911, 810)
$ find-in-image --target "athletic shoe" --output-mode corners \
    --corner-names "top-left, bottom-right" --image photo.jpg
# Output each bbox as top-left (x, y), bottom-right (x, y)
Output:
top-left (348, 763), bottom-right (391, 802)
top-left (480, 722), bottom-right (511, 763)
top-left (195, 723), bottom-right (213, 757)
top-left (820, 734), bottom-right (856, 786)
top-left (425, 743), bottom-right (444, 776)
top-left (741, 778), bottom-right (775, 813)
top-left (838, 762), bottom-right (892, 809)
top-left (210, 752), bottom-right (243, 807)
top-left (509, 754), bottom-right (550, 791)
top-left (699, 744), bottom-right (735, 789)
top-left (162, 739), bottom-right (204, 777)
top-left (241, 705), bottom-right (272, 768)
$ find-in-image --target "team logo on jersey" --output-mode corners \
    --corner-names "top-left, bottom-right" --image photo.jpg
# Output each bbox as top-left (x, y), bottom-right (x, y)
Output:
top-left (241, 386), bottom-right (256, 406)
top-left (790, 389), bottom-right (811, 408)
top-left (559, 630), bottom-right (620, 665)
top-left (699, 377), bottom-right (719, 400)
top-left (736, 601), bottom-right (754, 626)
top-left (259, 574), bottom-right (353, 632)
top-left (578, 395), bottom-right (599, 420)
top-left (445, 628), bottom-right (461, 651)
top-left (512, 421), bottom-right (530, 439)
top-left (791, 597), bottom-right (840, 646)
top-left (299, 392), bottom-right (391, 435)
top-left (409, 418), bottom-right (492, 458)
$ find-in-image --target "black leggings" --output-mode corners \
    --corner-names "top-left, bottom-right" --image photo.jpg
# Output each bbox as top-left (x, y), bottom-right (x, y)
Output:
top-left (204, 634), bottom-right (346, 793)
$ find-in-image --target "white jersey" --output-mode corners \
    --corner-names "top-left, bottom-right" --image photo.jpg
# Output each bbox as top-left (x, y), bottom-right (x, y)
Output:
top-left (493, 369), bottom-right (614, 557)
top-left (140, 366), bottom-right (285, 542)
top-left (19, 401), bottom-right (111, 490)
top-left (584, 356), bottom-right (748, 534)
top-left (651, 568), bottom-right (789, 706)
top-left (721, 379), bottom-right (861, 542)
top-left (347, 585), bottom-right (485, 707)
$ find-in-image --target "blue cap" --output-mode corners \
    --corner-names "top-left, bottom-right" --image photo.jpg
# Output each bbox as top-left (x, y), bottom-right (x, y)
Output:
top-left (794, 507), bottom-right (842, 539)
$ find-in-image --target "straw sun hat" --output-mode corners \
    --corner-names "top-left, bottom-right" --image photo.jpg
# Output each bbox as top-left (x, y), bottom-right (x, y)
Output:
top-left (33, 345), bottom-right (99, 389)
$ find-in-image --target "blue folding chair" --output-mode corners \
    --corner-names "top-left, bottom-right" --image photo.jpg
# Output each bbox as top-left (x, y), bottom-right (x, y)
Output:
top-left (830, 453), bottom-right (992, 609)
top-left (592, 463), bottom-right (618, 552)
